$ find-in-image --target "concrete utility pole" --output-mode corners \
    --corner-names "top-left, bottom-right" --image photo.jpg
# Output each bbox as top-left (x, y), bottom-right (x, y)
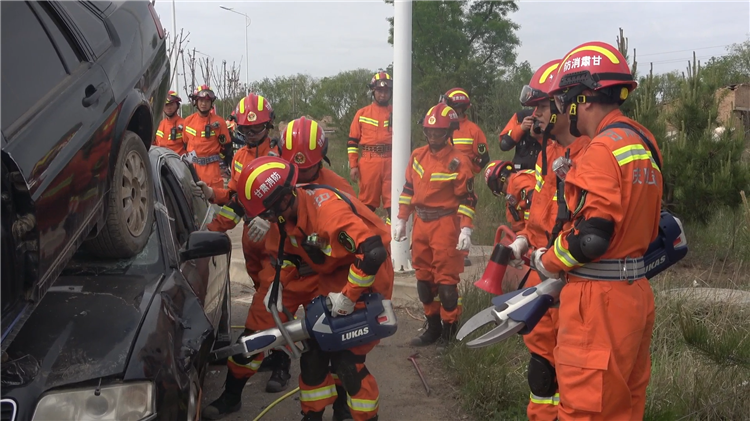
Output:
top-left (172, 0), bottom-right (180, 116)
top-left (390, 0), bottom-right (413, 273)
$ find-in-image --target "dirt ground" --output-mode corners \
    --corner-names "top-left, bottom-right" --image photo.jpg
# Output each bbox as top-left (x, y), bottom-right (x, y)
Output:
top-left (200, 282), bottom-right (473, 421)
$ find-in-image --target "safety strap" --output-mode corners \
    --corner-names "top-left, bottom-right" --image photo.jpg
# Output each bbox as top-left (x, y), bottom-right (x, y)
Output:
top-left (569, 257), bottom-right (646, 282)
top-left (546, 148), bottom-right (571, 249)
top-left (601, 122), bottom-right (662, 170)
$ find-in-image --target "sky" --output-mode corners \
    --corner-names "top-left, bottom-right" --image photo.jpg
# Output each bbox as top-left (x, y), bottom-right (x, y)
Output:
top-left (155, 0), bottom-right (750, 92)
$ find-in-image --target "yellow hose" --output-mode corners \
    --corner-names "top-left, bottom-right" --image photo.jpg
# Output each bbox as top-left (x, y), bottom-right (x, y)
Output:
top-left (252, 387), bottom-right (300, 421)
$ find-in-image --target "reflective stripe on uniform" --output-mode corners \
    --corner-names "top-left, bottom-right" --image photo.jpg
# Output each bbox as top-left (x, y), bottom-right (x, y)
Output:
top-left (348, 267), bottom-right (375, 288)
top-left (359, 116), bottom-right (379, 127)
top-left (219, 206), bottom-right (241, 224)
top-left (156, 130), bottom-right (164, 137)
top-left (300, 384), bottom-right (338, 402)
top-left (348, 147), bottom-right (359, 154)
top-left (613, 144), bottom-right (660, 171)
top-left (530, 392), bottom-right (560, 405)
top-left (429, 172), bottom-right (458, 182)
top-left (458, 204), bottom-right (475, 219)
top-left (452, 137), bottom-right (473, 145)
top-left (347, 395), bottom-right (379, 412)
top-left (412, 158), bottom-right (424, 178)
top-left (185, 126), bottom-right (197, 136)
top-left (552, 233), bottom-right (581, 268)
top-left (534, 163), bottom-right (544, 192)
top-left (228, 356), bottom-right (262, 371)
top-left (398, 194), bottom-right (412, 205)
top-left (234, 160), bottom-right (243, 173)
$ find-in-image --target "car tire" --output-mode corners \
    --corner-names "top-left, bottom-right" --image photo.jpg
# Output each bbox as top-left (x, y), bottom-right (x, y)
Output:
top-left (85, 130), bottom-right (155, 258)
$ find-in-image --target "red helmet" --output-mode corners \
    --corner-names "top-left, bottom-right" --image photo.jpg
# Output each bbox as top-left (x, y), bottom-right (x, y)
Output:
top-left (520, 59), bottom-right (561, 106)
top-left (279, 117), bottom-right (328, 170)
top-left (484, 160), bottom-right (515, 196)
top-left (235, 93), bottom-right (275, 126)
top-left (422, 103), bottom-right (459, 130)
top-left (165, 90), bottom-right (182, 105)
top-left (237, 156), bottom-right (298, 219)
top-left (193, 84), bottom-right (216, 101)
top-left (441, 88), bottom-right (471, 109)
top-left (550, 41), bottom-right (636, 102)
top-left (369, 70), bottom-right (393, 90)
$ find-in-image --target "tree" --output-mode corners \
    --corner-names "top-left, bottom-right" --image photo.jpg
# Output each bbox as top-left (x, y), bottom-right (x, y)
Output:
top-left (315, 69), bottom-right (375, 128)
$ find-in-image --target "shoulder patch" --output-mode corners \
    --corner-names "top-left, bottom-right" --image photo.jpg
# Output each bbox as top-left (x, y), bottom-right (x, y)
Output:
top-left (338, 231), bottom-right (357, 253)
top-left (477, 143), bottom-right (487, 154)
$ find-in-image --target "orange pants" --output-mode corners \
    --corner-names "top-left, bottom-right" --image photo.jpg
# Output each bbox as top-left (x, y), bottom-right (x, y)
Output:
top-left (299, 339), bottom-right (380, 421)
top-left (554, 278), bottom-right (655, 421)
top-left (522, 270), bottom-right (560, 420)
top-left (358, 154), bottom-right (391, 210)
top-left (194, 161), bottom-right (224, 190)
top-left (412, 215), bottom-right (463, 323)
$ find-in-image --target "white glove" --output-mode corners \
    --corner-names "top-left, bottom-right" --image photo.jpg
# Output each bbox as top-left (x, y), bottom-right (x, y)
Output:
top-left (392, 218), bottom-right (408, 242)
top-left (247, 216), bottom-right (270, 242)
top-left (456, 227), bottom-right (473, 251)
top-left (509, 236), bottom-right (529, 269)
top-left (531, 247), bottom-right (558, 280)
top-left (327, 292), bottom-right (355, 317)
top-left (195, 181), bottom-right (214, 200)
top-left (264, 283), bottom-right (283, 313)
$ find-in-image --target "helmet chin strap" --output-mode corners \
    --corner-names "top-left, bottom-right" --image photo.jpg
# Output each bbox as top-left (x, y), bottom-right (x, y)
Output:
top-left (540, 98), bottom-right (559, 176)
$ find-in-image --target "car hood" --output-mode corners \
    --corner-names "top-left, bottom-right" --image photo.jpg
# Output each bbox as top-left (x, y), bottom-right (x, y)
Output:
top-left (1, 273), bottom-right (162, 393)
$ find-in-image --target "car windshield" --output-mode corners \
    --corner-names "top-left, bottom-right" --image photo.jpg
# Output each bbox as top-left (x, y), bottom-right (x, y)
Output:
top-left (61, 218), bottom-right (163, 276)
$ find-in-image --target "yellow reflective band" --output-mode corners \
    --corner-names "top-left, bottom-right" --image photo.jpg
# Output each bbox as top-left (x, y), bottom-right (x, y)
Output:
top-left (331, 373), bottom-right (339, 380)
top-left (258, 95), bottom-right (265, 111)
top-left (234, 160), bottom-right (243, 174)
top-left (321, 244), bottom-right (332, 256)
top-left (348, 267), bottom-right (375, 287)
top-left (562, 45), bottom-right (620, 66)
top-left (430, 172), bottom-right (458, 181)
top-left (613, 144), bottom-right (661, 171)
top-left (239, 97), bottom-right (246, 114)
top-left (524, 211), bottom-right (530, 220)
top-left (156, 130), bottom-right (164, 137)
top-left (347, 395), bottom-right (379, 412)
top-left (452, 138), bottom-right (473, 145)
top-left (285, 120), bottom-right (295, 150)
top-left (449, 89), bottom-right (469, 98)
top-left (441, 106), bottom-right (453, 117)
top-left (185, 126), bottom-right (197, 136)
top-left (244, 162), bottom-right (287, 201)
top-left (300, 384), bottom-right (338, 402)
top-left (228, 356), bottom-right (262, 371)
top-left (219, 206), bottom-right (241, 224)
top-left (290, 236), bottom-right (299, 247)
top-left (553, 234), bottom-right (580, 268)
top-left (539, 62), bottom-right (560, 84)
top-left (458, 204), bottom-right (475, 219)
top-left (398, 194), bottom-right (412, 205)
top-left (426, 106), bottom-right (435, 117)
top-left (412, 158), bottom-right (424, 178)
top-left (348, 147), bottom-right (359, 154)
top-left (358, 116), bottom-right (379, 127)
top-left (530, 392), bottom-right (560, 405)
top-left (309, 120), bottom-right (319, 150)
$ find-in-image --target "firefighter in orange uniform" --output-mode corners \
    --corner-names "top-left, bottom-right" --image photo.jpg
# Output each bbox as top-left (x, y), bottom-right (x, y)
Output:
top-left (484, 160), bottom-right (535, 233)
top-left (201, 117), bottom-right (356, 420)
top-left (348, 70), bottom-right (393, 218)
top-left (440, 88), bottom-right (490, 174)
top-left (394, 103), bottom-right (477, 346)
top-left (531, 42), bottom-right (661, 421)
top-left (183, 85), bottom-right (232, 190)
top-left (154, 90), bottom-right (186, 155)
top-left (237, 156), bottom-right (392, 421)
top-left (499, 108), bottom-right (543, 170)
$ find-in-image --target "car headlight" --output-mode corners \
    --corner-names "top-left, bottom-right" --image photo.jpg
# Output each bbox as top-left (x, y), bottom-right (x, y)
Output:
top-left (32, 381), bottom-right (154, 421)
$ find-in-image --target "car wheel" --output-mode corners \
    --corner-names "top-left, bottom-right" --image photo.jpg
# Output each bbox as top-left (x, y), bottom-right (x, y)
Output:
top-left (85, 130), bottom-right (155, 258)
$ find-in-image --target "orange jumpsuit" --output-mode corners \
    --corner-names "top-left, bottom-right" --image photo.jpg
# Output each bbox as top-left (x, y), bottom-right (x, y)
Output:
top-left (183, 111), bottom-right (231, 190)
top-left (265, 187), bottom-right (393, 421)
top-left (348, 103), bottom-right (393, 210)
top-left (452, 116), bottom-right (490, 174)
top-left (397, 145), bottom-right (477, 323)
top-left (499, 110), bottom-right (543, 170)
top-left (540, 110), bottom-right (661, 421)
top-left (154, 114), bottom-right (186, 155)
top-left (516, 136), bottom-right (589, 420)
top-left (505, 169), bottom-right (536, 233)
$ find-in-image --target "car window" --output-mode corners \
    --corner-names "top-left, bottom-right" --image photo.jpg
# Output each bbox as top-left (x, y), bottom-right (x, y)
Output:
top-left (0, 2), bottom-right (68, 130)
top-left (35, 2), bottom-right (86, 69)
top-left (57, 1), bottom-right (111, 58)
top-left (164, 155), bottom-right (211, 228)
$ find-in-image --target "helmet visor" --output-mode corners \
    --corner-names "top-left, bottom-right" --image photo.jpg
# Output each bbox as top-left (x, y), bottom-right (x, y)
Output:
top-left (519, 85), bottom-right (547, 106)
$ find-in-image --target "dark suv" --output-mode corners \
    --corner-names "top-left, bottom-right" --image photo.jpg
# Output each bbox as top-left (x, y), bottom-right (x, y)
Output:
top-left (1, 1), bottom-right (170, 350)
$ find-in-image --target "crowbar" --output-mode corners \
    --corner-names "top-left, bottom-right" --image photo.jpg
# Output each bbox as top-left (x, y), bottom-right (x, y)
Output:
top-left (408, 353), bottom-right (431, 396)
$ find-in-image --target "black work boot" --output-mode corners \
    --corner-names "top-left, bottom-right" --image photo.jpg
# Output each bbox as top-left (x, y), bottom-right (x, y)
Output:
top-left (437, 321), bottom-right (458, 351)
top-left (410, 314), bottom-right (443, 347)
top-left (464, 256), bottom-right (472, 267)
top-left (202, 372), bottom-right (248, 420)
top-left (266, 350), bottom-right (292, 393)
top-left (332, 385), bottom-right (353, 421)
top-left (301, 410), bottom-right (325, 421)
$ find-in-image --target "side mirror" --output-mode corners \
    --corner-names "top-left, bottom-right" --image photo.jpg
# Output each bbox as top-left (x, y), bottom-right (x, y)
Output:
top-left (179, 231), bottom-right (231, 262)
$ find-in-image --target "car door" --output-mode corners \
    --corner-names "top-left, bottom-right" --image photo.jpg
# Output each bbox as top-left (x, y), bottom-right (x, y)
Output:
top-left (0, 1), bottom-right (116, 287)
top-left (160, 153), bottom-right (228, 329)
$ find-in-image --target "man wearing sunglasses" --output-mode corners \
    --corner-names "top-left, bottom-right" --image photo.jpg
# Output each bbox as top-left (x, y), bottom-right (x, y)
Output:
top-left (393, 103), bottom-right (478, 347)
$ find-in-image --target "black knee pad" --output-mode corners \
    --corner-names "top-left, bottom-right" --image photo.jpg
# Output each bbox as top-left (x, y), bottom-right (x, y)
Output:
top-left (438, 284), bottom-right (459, 311)
top-left (332, 351), bottom-right (368, 396)
top-left (300, 342), bottom-right (331, 386)
top-left (528, 353), bottom-right (557, 397)
top-left (416, 280), bottom-right (434, 304)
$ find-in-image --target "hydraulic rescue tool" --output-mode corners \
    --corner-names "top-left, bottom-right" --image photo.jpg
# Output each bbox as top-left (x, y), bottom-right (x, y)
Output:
top-left (458, 211), bottom-right (688, 348)
top-left (210, 293), bottom-right (398, 362)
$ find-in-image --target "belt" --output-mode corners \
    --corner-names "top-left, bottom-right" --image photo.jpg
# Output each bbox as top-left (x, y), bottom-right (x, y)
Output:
top-left (361, 144), bottom-right (392, 154)
top-left (569, 257), bottom-right (646, 282)
top-left (415, 206), bottom-right (455, 222)
top-left (269, 255), bottom-right (317, 277)
top-left (186, 150), bottom-right (223, 165)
